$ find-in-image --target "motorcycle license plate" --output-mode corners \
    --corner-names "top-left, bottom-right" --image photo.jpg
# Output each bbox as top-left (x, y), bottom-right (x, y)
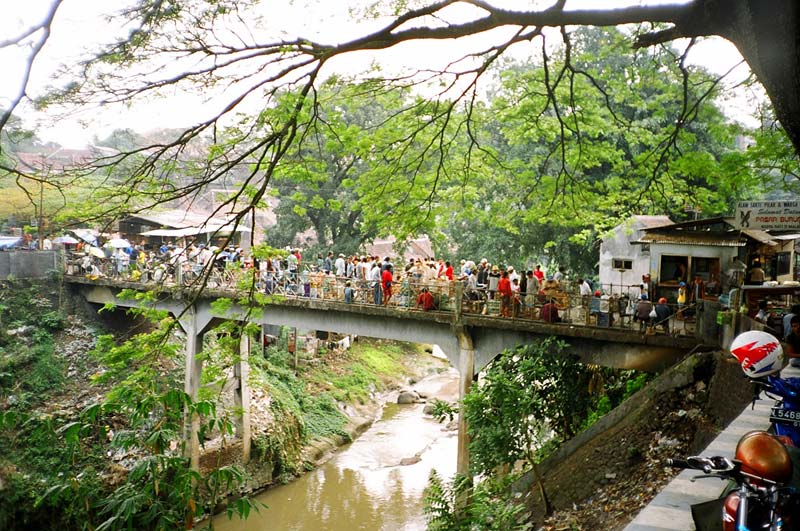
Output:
top-left (770, 406), bottom-right (800, 427)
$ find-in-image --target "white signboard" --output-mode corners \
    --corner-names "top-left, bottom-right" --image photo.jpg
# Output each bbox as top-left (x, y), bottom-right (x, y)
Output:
top-left (735, 200), bottom-right (800, 230)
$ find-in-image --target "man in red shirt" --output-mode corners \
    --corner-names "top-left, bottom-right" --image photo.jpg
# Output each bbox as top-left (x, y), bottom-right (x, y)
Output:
top-left (541, 298), bottom-right (561, 323)
top-left (497, 271), bottom-right (513, 317)
top-left (416, 287), bottom-right (435, 311)
top-left (381, 266), bottom-right (393, 305)
top-left (444, 261), bottom-right (454, 281)
top-left (533, 264), bottom-right (545, 283)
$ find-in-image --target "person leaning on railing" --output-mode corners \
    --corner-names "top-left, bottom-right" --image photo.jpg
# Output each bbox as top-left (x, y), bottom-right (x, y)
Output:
top-left (541, 297), bottom-right (561, 323)
top-left (654, 297), bottom-right (672, 334)
top-left (417, 287), bottom-right (436, 311)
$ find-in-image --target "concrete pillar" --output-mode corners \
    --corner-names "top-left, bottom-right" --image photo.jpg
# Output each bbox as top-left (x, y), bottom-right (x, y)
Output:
top-left (456, 329), bottom-right (475, 478)
top-left (234, 332), bottom-right (252, 462)
top-left (182, 320), bottom-right (204, 471)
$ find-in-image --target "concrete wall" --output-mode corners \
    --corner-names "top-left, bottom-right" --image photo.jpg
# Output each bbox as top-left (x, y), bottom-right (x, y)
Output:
top-left (599, 219), bottom-right (656, 296)
top-left (0, 251), bottom-right (58, 279)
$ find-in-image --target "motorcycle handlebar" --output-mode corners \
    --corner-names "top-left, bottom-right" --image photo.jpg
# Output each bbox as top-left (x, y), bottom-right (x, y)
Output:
top-left (666, 458), bottom-right (693, 469)
top-left (752, 375), bottom-right (800, 399)
top-left (667, 456), bottom-right (736, 474)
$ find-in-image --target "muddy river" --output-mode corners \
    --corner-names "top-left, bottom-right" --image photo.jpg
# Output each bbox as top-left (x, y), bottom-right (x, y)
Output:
top-left (211, 367), bottom-right (460, 531)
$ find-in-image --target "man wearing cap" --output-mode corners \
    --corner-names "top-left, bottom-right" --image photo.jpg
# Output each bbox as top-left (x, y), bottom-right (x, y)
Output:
top-left (488, 265), bottom-right (501, 300)
top-left (654, 297), bottom-right (672, 334)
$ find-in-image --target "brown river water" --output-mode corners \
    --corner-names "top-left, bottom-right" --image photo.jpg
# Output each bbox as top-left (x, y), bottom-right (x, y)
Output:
top-left (209, 367), bottom-right (460, 531)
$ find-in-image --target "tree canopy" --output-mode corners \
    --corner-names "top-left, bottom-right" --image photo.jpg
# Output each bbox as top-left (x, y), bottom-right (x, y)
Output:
top-left (0, 1), bottom-right (798, 253)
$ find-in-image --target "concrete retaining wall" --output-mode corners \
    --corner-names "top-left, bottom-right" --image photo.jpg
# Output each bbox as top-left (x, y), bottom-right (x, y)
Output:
top-left (0, 251), bottom-right (58, 279)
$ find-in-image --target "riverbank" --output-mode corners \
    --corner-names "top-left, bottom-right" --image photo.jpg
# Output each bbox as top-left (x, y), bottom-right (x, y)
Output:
top-left (209, 366), bottom-right (460, 531)
top-left (0, 277), bottom-right (454, 530)
top-left (202, 337), bottom-right (453, 504)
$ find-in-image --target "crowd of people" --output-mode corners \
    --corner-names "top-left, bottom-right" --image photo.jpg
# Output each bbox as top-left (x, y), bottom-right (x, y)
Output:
top-left (66, 241), bottom-right (694, 332)
top-left (67, 242), bottom-right (590, 320)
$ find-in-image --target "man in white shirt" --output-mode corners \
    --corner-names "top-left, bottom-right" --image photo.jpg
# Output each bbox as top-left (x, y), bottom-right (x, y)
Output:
top-left (370, 261), bottom-right (382, 304)
top-left (578, 278), bottom-right (592, 323)
top-left (335, 253), bottom-right (346, 276)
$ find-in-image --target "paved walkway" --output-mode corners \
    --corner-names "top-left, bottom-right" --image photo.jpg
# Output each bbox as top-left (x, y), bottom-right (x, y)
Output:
top-left (623, 364), bottom-right (800, 531)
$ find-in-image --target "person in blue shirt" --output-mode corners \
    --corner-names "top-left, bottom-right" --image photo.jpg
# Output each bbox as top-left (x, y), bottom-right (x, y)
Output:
top-left (344, 281), bottom-right (355, 304)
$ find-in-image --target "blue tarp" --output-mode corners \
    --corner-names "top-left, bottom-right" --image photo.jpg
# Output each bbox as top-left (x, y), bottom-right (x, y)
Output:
top-left (0, 236), bottom-right (22, 249)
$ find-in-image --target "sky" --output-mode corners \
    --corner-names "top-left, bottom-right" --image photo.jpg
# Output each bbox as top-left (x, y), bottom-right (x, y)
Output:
top-left (1, 0), bottom-right (757, 148)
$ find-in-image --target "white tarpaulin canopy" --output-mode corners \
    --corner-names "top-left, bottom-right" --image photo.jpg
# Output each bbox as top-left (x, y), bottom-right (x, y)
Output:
top-left (140, 224), bottom-right (252, 237)
top-left (0, 236), bottom-right (22, 249)
top-left (70, 228), bottom-right (99, 245)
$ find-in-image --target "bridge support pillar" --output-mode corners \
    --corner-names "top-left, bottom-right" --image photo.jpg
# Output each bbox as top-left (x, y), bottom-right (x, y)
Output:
top-left (234, 332), bottom-right (251, 463)
top-left (182, 319), bottom-right (204, 471)
top-left (455, 329), bottom-right (474, 479)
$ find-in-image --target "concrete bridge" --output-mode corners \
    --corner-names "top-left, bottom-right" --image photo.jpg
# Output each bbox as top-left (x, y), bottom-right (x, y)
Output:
top-left (63, 275), bottom-right (715, 478)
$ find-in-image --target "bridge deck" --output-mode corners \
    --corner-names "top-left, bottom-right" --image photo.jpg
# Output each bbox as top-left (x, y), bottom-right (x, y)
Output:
top-left (64, 274), bottom-right (707, 352)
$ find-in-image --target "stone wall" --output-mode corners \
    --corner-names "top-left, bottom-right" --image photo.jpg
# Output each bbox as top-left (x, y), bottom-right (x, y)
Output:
top-left (0, 251), bottom-right (58, 279)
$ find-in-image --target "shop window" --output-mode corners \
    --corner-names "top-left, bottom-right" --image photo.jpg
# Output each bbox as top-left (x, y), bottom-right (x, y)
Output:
top-left (775, 252), bottom-right (791, 276)
top-left (691, 257), bottom-right (720, 282)
top-left (660, 255), bottom-right (688, 283)
top-left (612, 258), bottom-right (633, 270)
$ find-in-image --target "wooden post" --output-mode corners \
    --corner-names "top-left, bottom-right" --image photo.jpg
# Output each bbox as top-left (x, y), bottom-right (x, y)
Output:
top-left (234, 331), bottom-right (251, 462)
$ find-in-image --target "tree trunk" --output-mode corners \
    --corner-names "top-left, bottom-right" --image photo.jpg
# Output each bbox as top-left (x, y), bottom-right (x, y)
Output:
top-left (684, 1), bottom-right (800, 153)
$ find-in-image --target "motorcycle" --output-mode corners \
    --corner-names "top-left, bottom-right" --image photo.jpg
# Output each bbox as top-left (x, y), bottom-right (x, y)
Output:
top-left (753, 374), bottom-right (800, 447)
top-left (673, 330), bottom-right (800, 530)
top-left (668, 430), bottom-right (800, 531)
top-left (730, 330), bottom-right (800, 446)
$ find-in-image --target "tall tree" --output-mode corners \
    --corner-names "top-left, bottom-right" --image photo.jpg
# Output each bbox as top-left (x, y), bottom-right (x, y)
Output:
top-left (1, 1), bottom-right (797, 237)
top-left (266, 78), bottom-right (403, 253)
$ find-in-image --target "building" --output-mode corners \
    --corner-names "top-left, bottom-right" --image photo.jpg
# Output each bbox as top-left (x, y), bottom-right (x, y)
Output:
top-left (601, 215), bottom-right (800, 302)
top-left (365, 235), bottom-right (434, 262)
top-left (599, 216), bottom-right (673, 296)
top-left (117, 210), bottom-right (252, 250)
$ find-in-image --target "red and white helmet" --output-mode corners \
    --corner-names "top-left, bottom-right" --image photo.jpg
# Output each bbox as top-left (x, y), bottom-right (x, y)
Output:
top-left (730, 330), bottom-right (784, 378)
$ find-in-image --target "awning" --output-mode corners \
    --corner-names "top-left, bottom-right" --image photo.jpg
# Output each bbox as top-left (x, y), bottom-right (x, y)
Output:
top-left (140, 224), bottom-right (252, 237)
top-left (0, 236), bottom-right (22, 249)
top-left (772, 234), bottom-right (800, 241)
top-left (70, 228), bottom-right (99, 245)
top-left (741, 229), bottom-right (778, 246)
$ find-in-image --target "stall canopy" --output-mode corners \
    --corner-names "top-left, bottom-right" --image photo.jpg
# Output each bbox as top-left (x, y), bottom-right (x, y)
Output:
top-left (0, 236), bottom-right (22, 249)
top-left (69, 228), bottom-right (99, 246)
top-left (140, 223), bottom-right (251, 237)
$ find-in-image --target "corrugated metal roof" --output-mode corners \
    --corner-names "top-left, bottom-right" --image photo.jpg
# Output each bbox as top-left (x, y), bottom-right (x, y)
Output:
top-left (633, 215), bottom-right (674, 228)
top-left (741, 229), bottom-right (778, 245)
top-left (126, 210), bottom-right (231, 229)
top-left (635, 233), bottom-right (746, 247)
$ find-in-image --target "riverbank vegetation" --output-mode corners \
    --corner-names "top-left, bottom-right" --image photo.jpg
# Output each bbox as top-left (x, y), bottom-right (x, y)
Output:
top-left (0, 278), bottom-right (436, 530)
top-left (424, 338), bottom-right (652, 530)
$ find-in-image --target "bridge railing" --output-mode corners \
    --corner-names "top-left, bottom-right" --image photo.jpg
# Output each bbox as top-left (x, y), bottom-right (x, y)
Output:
top-left (63, 252), bottom-right (718, 340)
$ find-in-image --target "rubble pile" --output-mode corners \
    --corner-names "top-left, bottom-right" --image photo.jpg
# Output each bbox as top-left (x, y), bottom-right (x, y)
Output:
top-left (538, 380), bottom-right (717, 530)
